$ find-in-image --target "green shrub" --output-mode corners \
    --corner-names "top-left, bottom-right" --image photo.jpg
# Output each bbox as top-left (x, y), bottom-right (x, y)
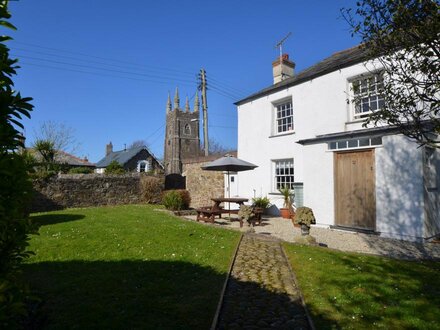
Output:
top-left (162, 189), bottom-right (191, 210)
top-left (176, 189), bottom-right (191, 209)
top-left (140, 175), bottom-right (163, 203)
top-left (252, 196), bottom-right (271, 209)
top-left (294, 207), bottom-right (316, 227)
top-left (68, 167), bottom-right (93, 174)
top-left (105, 160), bottom-right (125, 174)
top-left (162, 190), bottom-right (183, 210)
top-left (0, 1), bottom-right (35, 325)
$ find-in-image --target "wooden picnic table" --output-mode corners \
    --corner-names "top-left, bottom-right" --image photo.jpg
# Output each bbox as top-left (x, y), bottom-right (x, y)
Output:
top-left (211, 197), bottom-right (249, 213)
top-left (195, 197), bottom-right (249, 224)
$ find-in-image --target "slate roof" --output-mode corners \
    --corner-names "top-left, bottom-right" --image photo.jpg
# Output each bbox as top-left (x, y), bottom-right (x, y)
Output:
top-left (28, 148), bottom-right (95, 167)
top-left (296, 125), bottom-right (401, 145)
top-left (95, 145), bottom-right (163, 168)
top-left (235, 45), bottom-right (370, 106)
top-left (56, 150), bottom-right (95, 167)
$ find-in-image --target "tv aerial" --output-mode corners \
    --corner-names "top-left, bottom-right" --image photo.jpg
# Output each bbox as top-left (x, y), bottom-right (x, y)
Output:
top-left (275, 32), bottom-right (292, 58)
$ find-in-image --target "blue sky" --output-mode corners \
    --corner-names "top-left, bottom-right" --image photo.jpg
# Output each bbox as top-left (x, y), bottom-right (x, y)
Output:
top-left (9, 0), bottom-right (360, 162)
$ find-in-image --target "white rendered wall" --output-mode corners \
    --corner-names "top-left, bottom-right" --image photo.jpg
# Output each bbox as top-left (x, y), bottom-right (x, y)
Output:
top-left (375, 135), bottom-right (425, 240)
top-left (237, 59), bottom-right (427, 240)
top-left (237, 88), bottom-right (304, 213)
top-left (237, 61), bottom-right (377, 214)
top-left (301, 144), bottom-right (334, 226)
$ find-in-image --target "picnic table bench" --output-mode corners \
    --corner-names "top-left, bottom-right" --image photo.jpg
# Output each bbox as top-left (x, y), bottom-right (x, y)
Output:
top-left (196, 206), bottom-right (224, 223)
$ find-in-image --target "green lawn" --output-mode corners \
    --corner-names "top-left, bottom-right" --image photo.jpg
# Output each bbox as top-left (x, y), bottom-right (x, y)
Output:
top-left (283, 243), bottom-right (440, 329)
top-left (25, 205), bottom-right (241, 329)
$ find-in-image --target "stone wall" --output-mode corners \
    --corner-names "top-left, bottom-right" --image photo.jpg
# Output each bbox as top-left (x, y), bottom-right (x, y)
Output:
top-left (31, 173), bottom-right (162, 212)
top-left (183, 156), bottom-right (224, 208)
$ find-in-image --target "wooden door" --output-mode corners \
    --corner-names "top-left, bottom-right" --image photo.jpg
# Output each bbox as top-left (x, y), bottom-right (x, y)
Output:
top-left (334, 149), bottom-right (376, 230)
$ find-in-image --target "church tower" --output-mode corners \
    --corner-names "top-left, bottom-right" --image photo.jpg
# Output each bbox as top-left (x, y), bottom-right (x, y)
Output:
top-left (163, 88), bottom-right (200, 174)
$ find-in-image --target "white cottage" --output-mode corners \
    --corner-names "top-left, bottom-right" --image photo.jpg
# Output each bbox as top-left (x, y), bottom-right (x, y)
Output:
top-left (235, 46), bottom-right (440, 241)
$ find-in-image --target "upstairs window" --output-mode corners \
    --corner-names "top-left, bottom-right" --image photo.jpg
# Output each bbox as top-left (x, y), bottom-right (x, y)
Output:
top-left (274, 99), bottom-right (294, 134)
top-left (351, 74), bottom-right (384, 119)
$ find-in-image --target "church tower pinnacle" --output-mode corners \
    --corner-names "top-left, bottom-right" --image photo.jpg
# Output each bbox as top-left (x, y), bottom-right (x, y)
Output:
top-left (185, 96), bottom-right (190, 113)
top-left (194, 90), bottom-right (200, 112)
top-left (166, 92), bottom-right (172, 113)
top-left (174, 87), bottom-right (180, 109)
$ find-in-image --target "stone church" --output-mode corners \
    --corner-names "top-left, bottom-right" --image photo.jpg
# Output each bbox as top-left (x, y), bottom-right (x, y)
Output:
top-left (163, 88), bottom-right (201, 175)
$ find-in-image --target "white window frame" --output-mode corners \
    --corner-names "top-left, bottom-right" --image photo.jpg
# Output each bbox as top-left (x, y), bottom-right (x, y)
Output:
top-left (350, 73), bottom-right (384, 120)
top-left (137, 160), bottom-right (149, 173)
top-left (328, 136), bottom-right (383, 151)
top-left (272, 158), bottom-right (294, 192)
top-left (273, 98), bottom-right (294, 134)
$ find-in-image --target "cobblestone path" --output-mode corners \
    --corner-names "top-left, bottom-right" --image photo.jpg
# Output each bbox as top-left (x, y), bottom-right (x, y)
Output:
top-left (217, 234), bottom-right (311, 329)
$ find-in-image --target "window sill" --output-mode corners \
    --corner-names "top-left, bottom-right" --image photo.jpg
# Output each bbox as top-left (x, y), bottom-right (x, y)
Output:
top-left (269, 131), bottom-right (295, 138)
top-left (345, 118), bottom-right (368, 125)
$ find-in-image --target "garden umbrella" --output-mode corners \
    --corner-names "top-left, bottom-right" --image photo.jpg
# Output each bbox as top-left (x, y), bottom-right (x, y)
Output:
top-left (201, 155), bottom-right (258, 212)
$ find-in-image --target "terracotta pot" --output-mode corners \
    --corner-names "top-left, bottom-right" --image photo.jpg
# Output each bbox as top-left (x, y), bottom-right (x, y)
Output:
top-left (280, 208), bottom-right (290, 219)
top-left (291, 213), bottom-right (300, 227)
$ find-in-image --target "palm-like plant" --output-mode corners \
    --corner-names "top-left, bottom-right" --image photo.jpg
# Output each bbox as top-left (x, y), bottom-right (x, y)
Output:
top-left (278, 186), bottom-right (294, 210)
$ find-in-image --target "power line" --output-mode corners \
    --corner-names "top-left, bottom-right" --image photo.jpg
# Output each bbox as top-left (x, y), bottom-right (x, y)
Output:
top-left (12, 53), bottom-right (198, 85)
top-left (145, 123), bottom-right (165, 141)
top-left (209, 86), bottom-right (240, 100)
top-left (12, 41), bottom-right (196, 76)
top-left (208, 82), bottom-right (243, 98)
top-left (12, 46), bottom-right (195, 80)
top-left (209, 75), bottom-right (253, 95)
top-left (209, 84), bottom-right (244, 99)
top-left (19, 61), bottom-right (197, 87)
top-left (12, 41), bottom-right (251, 98)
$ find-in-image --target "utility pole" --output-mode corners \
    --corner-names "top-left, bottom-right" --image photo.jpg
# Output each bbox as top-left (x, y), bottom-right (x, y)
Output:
top-left (200, 69), bottom-right (209, 156)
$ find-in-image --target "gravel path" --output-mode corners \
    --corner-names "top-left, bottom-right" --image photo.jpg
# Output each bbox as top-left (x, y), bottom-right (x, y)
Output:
top-left (217, 234), bottom-right (310, 329)
top-left (185, 214), bottom-right (440, 260)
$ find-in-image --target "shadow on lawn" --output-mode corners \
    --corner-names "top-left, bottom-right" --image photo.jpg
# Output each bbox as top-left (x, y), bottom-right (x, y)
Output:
top-left (30, 214), bottom-right (85, 227)
top-left (22, 259), bottom-right (313, 329)
top-left (303, 249), bottom-right (440, 329)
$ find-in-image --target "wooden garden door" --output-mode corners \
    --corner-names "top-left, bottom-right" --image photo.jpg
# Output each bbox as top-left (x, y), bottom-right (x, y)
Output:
top-left (334, 149), bottom-right (376, 230)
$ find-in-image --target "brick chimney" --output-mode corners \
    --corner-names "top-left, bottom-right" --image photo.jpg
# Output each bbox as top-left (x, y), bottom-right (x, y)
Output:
top-left (106, 142), bottom-right (113, 156)
top-left (272, 54), bottom-right (295, 84)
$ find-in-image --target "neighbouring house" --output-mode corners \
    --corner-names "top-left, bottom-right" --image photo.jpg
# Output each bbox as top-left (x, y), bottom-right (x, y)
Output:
top-left (235, 46), bottom-right (440, 242)
top-left (28, 148), bottom-right (96, 171)
top-left (95, 143), bottom-right (163, 174)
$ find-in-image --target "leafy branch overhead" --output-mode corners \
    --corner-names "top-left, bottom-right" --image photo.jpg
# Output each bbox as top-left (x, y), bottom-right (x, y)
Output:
top-left (342, 0), bottom-right (440, 148)
top-left (0, 2), bottom-right (33, 152)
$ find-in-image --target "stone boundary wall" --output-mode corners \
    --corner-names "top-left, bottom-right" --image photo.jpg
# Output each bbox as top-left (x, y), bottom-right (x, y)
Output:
top-left (31, 173), bottom-right (162, 212)
top-left (183, 160), bottom-right (224, 208)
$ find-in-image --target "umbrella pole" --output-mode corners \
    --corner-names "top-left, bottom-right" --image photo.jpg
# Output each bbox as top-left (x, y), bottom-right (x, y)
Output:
top-left (228, 171), bottom-right (231, 219)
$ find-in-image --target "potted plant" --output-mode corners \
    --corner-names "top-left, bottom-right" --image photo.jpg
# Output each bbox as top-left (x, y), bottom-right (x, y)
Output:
top-left (294, 206), bottom-right (316, 235)
top-left (251, 196), bottom-right (271, 214)
top-left (278, 186), bottom-right (294, 219)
